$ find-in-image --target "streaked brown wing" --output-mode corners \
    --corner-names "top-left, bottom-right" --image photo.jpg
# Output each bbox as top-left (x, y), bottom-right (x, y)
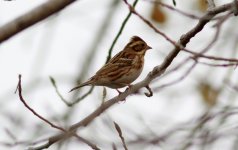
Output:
top-left (95, 51), bottom-right (136, 81)
top-left (109, 50), bottom-right (135, 63)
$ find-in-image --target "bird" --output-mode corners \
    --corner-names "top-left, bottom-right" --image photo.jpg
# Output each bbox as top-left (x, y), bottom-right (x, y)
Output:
top-left (69, 36), bottom-right (151, 93)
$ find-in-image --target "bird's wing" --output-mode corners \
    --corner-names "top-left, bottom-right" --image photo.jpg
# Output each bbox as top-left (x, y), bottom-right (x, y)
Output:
top-left (109, 50), bottom-right (134, 65)
top-left (94, 51), bottom-right (136, 81)
top-left (96, 51), bottom-right (135, 73)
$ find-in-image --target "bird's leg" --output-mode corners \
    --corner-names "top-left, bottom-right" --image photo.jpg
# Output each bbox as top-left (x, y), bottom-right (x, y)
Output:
top-left (127, 84), bottom-right (132, 89)
top-left (126, 84), bottom-right (140, 94)
top-left (116, 89), bottom-right (127, 102)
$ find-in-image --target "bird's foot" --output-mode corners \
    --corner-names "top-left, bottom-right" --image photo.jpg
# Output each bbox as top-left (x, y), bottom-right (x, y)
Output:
top-left (127, 84), bottom-right (132, 89)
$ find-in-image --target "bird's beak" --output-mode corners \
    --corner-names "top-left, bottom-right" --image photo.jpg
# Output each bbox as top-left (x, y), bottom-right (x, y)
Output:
top-left (146, 45), bottom-right (152, 50)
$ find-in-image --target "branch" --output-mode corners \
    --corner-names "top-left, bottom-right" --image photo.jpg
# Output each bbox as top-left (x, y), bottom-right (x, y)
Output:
top-left (154, 62), bottom-right (196, 91)
top-left (114, 122), bottom-right (128, 150)
top-left (233, 0), bottom-right (238, 16)
top-left (183, 49), bottom-right (238, 62)
top-left (16, 75), bottom-right (65, 132)
top-left (146, 0), bottom-right (201, 19)
top-left (197, 61), bottom-right (238, 67)
top-left (0, 0), bottom-right (76, 43)
top-left (16, 75), bottom-right (99, 150)
top-left (124, 0), bottom-right (178, 46)
top-left (50, 76), bottom-right (68, 105)
top-left (28, 1), bottom-right (237, 149)
top-left (151, 4), bottom-right (231, 85)
top-left (50, 76), bottom-right (94, 106)
top-left (125, 107), bottom-right (238, 147)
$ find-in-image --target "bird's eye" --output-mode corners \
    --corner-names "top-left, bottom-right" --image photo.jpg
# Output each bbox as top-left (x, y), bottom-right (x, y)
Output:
top-left (141, 43), bottom-right (146, 48)
top-left (133, 43), bottom-right (145, 51)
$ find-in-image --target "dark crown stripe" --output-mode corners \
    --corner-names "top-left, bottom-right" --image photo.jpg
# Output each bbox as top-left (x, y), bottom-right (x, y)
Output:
top-left (130, 36), bottom-right (143, 42)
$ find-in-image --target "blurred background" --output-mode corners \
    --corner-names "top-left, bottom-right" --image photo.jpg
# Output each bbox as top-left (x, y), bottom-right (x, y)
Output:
top-left (0, 0), bottom-right (238, 149)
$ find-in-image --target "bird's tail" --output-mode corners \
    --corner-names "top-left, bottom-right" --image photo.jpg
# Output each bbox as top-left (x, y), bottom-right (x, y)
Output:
top-left (69, 80), bottom-right (93, 92)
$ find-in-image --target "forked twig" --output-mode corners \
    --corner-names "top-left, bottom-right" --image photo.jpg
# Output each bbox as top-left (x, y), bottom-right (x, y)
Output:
top-left (17, 1), bottom-right (238, 149)
top-left (50, 76), bottom-right (94, 106)
top-left (16, 74), bottom-right (100, 150)
top-left (16, 75), bottom-right (65, 131)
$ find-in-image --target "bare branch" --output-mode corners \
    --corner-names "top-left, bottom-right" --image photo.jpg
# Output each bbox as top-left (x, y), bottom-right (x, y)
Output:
top-left (183, 49), bottom-right (238, 63)
top-left (16, 75), bottom-right (100, 150)
top-left (16, 75), bottom-right (65, 131)
top-left (154, 62), bottom-right (196, 91)
top-left (50, 76), bottom-right (94, 106)
top-left (50, 76), bottom-right (68, 105)
top-left (146, 0), bottom-right (201, 19)
top-left (22, 1), bottom-right (237, 149)
top-left (0, 0), bottom-right (76, 43)
top-left (114, 122), bottom-right (128, 150)
top-left (4, 128), bottom-right (17, 141)
top-left (124, 0), bottom-right (178, 46)
top-left (197, 61), bottom-right (238, 67)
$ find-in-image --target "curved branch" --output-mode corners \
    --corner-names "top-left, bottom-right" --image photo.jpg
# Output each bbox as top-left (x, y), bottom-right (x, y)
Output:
top-left (0, 0), bottom-right (76, 43)
top-left (16, 75), bottom-right (99, 150)
top-left (25, 1), bottom-right (237, 149)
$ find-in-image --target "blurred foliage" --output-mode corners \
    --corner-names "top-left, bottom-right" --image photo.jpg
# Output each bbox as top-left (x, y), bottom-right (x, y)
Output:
top-left (197, 0), bottom-right (208, 12)
top-left (151, 0), bottom-right (167, 23)
top-left (198, 81), bottom-right (221, 107)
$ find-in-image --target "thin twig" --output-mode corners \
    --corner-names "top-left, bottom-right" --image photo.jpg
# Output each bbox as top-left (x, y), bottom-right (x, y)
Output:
top-left (70, 0), bottom-right (120, 104)
top-left (144, 85), bottom-right (153, 97)
top-left (145, 0), bottom-right (201, 19)
top-left (50, 76), bottom-right (69, 105)
top-left (27, 1), bottom-right (236, 149)
top-left (106, 0), bottom-right (139, 63)
top-left (124, 0), bottom-right (178, 47)
top-left (154, 10), bottom-right (224, 86)
top-left (172, 0), bottom-right (176, 6)
top-left (197, 61), bottom-right (238, 67)
top-left (50, 76), bottom-right (94, 106)
top-left (72, 86), bottom-right (94, 105)
top-left (114, 122), bottom-right (128, 150)
top-left (4, 128), bottom-right (17, 141)
top-left (182, 49), bottom-right (238, 62)
top-left (154, 62), bottom-right (196, 91)
top-left (16, 75), bottom-right (65, 131)
top-left (16, 75), bottom-right (100, 150)
top-left (126, 107), bottom-right (238, 147)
